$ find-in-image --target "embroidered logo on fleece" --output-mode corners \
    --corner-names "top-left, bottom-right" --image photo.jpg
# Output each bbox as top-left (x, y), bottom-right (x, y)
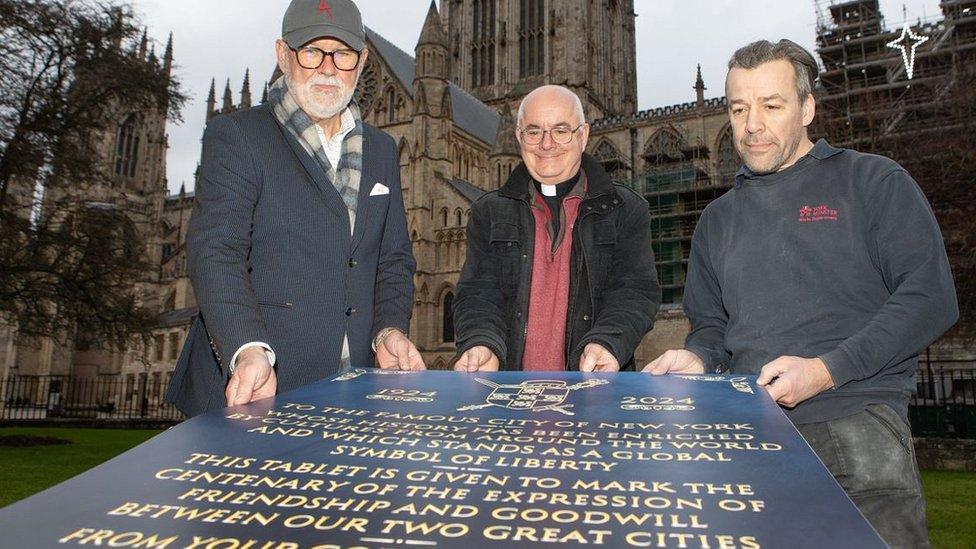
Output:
top-left (799, 204), bottom-right (838, 222)
top-left (318, 0), bottom-right (334, 20)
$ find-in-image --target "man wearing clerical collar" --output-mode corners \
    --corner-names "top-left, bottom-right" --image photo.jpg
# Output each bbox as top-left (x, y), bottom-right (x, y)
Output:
top-left (452, 85), bottom-right (661, 373)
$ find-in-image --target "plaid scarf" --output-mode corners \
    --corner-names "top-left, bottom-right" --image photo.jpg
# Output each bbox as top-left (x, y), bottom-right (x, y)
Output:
top-left (268, 75), bottom-right (363, 232)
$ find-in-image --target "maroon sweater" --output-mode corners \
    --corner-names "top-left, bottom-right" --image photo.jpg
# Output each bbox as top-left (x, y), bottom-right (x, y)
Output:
top-left (523, 174), bottom-right (586, 371)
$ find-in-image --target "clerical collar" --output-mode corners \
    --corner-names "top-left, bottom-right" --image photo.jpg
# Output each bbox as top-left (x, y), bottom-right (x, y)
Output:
top-left (536, 171), bottom-right (581, 198)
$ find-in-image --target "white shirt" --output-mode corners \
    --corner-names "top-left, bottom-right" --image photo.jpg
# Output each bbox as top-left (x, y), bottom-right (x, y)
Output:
top-left (316, 108), bottom-right (356, 171)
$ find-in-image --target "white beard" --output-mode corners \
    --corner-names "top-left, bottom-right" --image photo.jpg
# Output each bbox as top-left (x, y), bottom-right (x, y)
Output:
top-left (287, 71), bottom-right (358, 121)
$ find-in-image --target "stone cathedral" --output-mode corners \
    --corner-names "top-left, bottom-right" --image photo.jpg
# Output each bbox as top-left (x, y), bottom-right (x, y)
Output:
top-left (4, 0), bottom-right (744, 387)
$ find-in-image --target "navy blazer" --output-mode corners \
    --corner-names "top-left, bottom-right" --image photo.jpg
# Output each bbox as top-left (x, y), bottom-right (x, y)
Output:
top-left (165, 104), bottom-right (415, 417)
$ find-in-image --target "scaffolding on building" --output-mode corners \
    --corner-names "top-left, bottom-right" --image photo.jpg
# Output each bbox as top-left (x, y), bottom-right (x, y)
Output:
top-left (813, 0), bottom-right (976, 340)
top-left (605, 123), bottom-right (738, 305)
top-left (814, 0), bottom-right (976, 146)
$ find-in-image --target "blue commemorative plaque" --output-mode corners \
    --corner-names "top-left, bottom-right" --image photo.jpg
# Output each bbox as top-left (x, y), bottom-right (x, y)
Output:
top-left (0, 370), bottom-right (885, 548)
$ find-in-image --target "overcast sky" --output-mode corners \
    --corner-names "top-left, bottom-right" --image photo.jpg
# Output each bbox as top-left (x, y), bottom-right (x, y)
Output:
top-left (129, 0), bottom-right (943, 195)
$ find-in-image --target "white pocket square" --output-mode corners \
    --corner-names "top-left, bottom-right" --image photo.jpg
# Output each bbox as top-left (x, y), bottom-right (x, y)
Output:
top-left (369, 182), bottom-right (390, 196)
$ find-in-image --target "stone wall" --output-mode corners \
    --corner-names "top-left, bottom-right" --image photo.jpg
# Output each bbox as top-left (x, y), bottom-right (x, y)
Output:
top-left (913, 438), bottom-right (976, 471)
top-left (634, 308), bottom-right (691, 367)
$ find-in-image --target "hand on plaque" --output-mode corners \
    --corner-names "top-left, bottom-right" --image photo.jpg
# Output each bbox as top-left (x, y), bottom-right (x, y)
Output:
top-left (757, 356), bottom-right (835, 408)
top-left (225, 346), bottom-right (277, 406)
top-left (376, 330), bottom-right (426, 371)
top-left (578, 343), bottom-right (619, 372)
top-left (642, 349), bottom-right (705, 375)
top-left (454, 346), bottom-right (499, 372)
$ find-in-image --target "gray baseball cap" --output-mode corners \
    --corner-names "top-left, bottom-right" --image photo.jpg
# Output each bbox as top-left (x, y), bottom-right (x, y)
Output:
top-left (282, 0), bottom-right (366, 51)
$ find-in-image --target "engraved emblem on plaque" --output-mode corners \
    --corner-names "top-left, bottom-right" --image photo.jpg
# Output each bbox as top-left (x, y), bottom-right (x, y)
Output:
top-left (458, 378), bottom-right (608, 416)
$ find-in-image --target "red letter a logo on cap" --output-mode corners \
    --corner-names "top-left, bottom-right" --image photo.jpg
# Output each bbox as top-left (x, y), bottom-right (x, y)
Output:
top-left (318, 0), bottom-right (334, 20)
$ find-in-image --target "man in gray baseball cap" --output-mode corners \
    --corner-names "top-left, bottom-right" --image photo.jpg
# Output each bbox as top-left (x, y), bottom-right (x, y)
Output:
top-left (282, 0), bottom-right (366, 52)
top-left (168, 0), bottom-right (424, 417)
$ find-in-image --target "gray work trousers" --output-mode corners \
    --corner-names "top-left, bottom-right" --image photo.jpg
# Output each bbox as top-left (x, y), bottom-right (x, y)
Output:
top-left (797, 404), bottom-right (930, 549)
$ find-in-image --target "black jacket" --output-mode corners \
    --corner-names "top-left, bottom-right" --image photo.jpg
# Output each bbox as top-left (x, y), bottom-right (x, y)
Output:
top-left (453, 153), bottom-right (661, 370)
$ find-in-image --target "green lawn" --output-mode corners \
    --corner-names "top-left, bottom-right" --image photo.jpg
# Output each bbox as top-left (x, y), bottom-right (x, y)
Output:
top-left (0, 427), bottom-right (161, 507)
top-left (1, 427), bottom-right (974, 547)
top-left (923, 470), bottom-right (976, 549)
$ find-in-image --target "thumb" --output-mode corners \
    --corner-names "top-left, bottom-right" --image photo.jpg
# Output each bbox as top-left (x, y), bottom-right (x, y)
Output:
top-left (757, 360), bottom-right (784, 386)
top-left (407, 343), bottom-right (425, 370)
top-left (647, 352), bottom-right (676, 375)
top-left (394, 337), bottom-right (410, 369)
top-left (579, 349), bottom-right (597, 372)
top-left (232, 370), bottom-right (255, 406)
top-left (454, 350), bottom-right (472, 372)
top-left (642, 355), bottom-right (663, 374)
top-left (225, 374), bottom-right (240, 406)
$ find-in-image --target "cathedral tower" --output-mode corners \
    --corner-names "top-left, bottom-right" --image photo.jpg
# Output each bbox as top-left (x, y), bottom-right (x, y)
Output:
top-left (439, 0), bottom-right (638, 119)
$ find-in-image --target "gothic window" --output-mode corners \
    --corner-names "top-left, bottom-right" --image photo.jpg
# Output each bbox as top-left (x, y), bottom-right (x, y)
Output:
top-left (643, 129), bottom-right (693, 192)
top-left (398, 139), bottom-right (410, 164)
top-left (168, 332), bottom-right (179, 360)
top-left (354, 56), bottom-right (379, 115)
top-left (113, 114), bottom-right (140, 178)
top-left (716, 126), bottom-right (741, 180)
top-left (442, 291), bottom-right (455, 343)
top-left (385, 88), bottom-right (397, 124)
top-left (455, 209), bottom-right (463, 227)
top-left (595, 0), bottom-right (619, 97)
top-left (519, 0), bottom-right (545, 78)
top-left (151, 372), bottom-right (161, 399)
top-left (643, 129), bottom-right (686, 163)
top-left (472, 0), bottom-right (497, 87)
top-left (593, 140), bottom-right (629, 181)
top-left (154, 334), bottom-right (165, 362)
top-left (441, 208), bottom-right (449, 227)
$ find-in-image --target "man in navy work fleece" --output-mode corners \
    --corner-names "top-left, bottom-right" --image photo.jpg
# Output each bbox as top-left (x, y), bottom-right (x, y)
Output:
top-left (644, 39), bottom-right (957, 548)
top-left (167, 0), bottom-right (424, 418)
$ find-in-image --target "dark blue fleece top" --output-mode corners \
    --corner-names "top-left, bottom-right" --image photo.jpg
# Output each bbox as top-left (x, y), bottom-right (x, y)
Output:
top-left (683, 139), bottom-right (958, 425)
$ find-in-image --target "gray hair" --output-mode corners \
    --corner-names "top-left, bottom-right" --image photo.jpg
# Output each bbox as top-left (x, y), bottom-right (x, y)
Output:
top-left (727, 39), bottom-right (819, 102)
top-left (517, 85), bottom-right (586, 127)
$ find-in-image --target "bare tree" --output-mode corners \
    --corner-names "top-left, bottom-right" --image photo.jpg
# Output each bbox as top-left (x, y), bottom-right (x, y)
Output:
top-left (0, 0), bottom-right (187, 349)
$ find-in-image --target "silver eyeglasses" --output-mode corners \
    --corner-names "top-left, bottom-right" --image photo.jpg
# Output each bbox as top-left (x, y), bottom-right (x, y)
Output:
top-left (518, 123), bottom-right (586, 145)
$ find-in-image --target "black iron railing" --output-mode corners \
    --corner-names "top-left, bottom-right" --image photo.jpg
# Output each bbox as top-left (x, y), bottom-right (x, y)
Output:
top-left (0, 375), bottom-right (183, 421)
top-left (910, 364), bottom-right (976, 439)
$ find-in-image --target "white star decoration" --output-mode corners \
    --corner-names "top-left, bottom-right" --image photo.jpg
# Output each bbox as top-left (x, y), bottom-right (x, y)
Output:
top-left (886, 24), bottom-right (929, 80)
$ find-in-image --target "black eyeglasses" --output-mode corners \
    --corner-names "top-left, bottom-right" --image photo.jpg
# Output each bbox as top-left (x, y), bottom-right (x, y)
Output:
top-left (518, 123), bottom-right (586, 145)
top-left (291, 46), bottom-right (361, 71)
